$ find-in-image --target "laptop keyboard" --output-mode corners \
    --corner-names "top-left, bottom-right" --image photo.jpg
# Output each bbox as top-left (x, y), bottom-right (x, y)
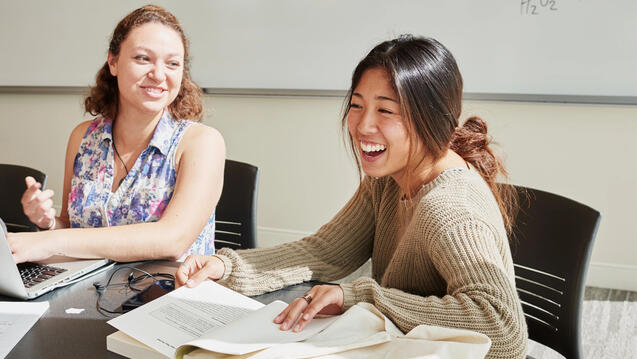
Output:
top-left (18, 262), bottom-right (67, 288)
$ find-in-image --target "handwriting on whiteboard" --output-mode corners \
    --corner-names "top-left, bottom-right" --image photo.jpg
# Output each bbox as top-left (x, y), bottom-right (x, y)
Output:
top-left (521, 0), bottom-right (558, 15)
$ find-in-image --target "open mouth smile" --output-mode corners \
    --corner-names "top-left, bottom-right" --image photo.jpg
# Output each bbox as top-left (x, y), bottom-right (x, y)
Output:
top-left (360, 141), bottom-right (387, 160)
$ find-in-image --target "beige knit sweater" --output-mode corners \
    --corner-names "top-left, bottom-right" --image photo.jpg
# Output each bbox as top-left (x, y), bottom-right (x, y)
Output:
top-left (216, 168), bottom-right (528, 358)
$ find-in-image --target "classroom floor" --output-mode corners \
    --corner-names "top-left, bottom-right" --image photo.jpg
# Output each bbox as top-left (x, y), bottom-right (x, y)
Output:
top-left (528, 286), bottom-right (637, 359)
top-left (584, 286), bottom-right (637, 302)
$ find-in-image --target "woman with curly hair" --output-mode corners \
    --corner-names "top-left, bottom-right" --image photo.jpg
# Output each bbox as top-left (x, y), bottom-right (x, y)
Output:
top-left (8, 5), bottom-right (225, 262)
top-left (176, 36), bottom-right (527, 358)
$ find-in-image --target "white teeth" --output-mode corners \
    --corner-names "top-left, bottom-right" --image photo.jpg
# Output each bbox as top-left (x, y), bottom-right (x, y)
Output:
top-left (145, 87), bottom-right (163, 94)
top-left (360, 141), bottom-right (386, 152)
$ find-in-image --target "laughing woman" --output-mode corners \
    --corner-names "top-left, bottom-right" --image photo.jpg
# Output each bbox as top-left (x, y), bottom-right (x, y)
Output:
top-left (176, 35), bottom-right (527, 358)
top-left (8, 5), bottom-right (225, 263)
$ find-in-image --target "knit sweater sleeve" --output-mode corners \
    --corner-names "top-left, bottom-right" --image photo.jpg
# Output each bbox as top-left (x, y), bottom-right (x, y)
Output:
top-left (339, 219), bottom-right (528, 359)
top-left (214, 179), bottom-right (376, 296)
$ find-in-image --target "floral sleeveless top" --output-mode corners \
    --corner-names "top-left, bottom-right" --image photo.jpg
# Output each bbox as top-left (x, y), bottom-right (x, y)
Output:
top-left (68, 112), bottom-right (216, 257)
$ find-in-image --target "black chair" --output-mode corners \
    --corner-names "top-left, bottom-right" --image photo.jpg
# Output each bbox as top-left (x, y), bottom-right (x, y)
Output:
top-left (0, 164), bottom-right (47, 232)
top-left (214, 159), bottom-right (259, 251)
top-left (509, 185), bottom-right (601, 359)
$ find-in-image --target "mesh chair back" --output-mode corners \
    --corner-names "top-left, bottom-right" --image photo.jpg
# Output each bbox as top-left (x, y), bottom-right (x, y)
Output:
top-left (509, 185), bottom-right (600, 359)
top-left (0, 164), bottom-right (47, 232)
top-left (214, 160), bottom-right (259, 250)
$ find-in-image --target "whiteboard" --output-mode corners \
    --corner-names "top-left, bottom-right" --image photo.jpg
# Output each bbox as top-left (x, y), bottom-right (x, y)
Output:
top-left (1, 0), bottom-right (636, 99)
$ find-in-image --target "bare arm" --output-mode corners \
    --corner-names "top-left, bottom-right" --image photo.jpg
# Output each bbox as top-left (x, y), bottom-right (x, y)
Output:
top-left (8, 123), bottom-right (225, 263)
top-left (57, 121), bottom-right (91, 228)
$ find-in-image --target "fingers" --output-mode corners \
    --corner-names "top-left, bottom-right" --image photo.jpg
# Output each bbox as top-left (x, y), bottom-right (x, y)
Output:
top-left (175, 255), bottom-right (200, 287)
top-left (34, 198), bottom-right (53, 218)
top-left (7, 233), bottom-right (16, 252)
top-left (39, 189), bottom-right (55, 202)
top-left (22, 177), bottom-right (41, 203)
top-left (12, 251), bottom-right (26, 264)
top-left (175, 255), bottom-right (224, 288)
top-left (273, 303), bottom-right (292, 324)
top-left (275, 285), bottom-right (345, 332)
top-left (7, 232), bottom-right (53, 264)
top-left (21, 178), bottom-right (56, 227)
top-left (277, 297), bottom-right (309, 331)
top-left (12, 253), bottom-right (26, 264)
top-left (293, 288), bottom-right (332, 332)
top-left (186, 258), bottom-right (217, 287)
top-left (25, 176), bottom-right (37, 188)
top-left (7, 233), bottom-right (28, 263)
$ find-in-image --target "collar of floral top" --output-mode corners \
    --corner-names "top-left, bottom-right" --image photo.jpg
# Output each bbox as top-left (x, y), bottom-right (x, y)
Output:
top-left (100, 110), bottom-right (177, 156)
top-left (147, 110), bottom-right (177, 156)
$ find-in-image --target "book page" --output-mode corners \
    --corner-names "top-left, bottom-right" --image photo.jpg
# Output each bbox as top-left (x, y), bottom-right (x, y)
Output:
top-left (179, 300), bottom-right (338, 356)
top-left (108, 281), bottom-right (263, 358)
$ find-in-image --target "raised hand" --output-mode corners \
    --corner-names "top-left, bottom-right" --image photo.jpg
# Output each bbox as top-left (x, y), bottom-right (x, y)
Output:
top-left (273, 284), bottom-right (344, 332)
top-left (21, 176), bottom-right (56, 230)
top-left (175, 254), bottom-right (225, 288)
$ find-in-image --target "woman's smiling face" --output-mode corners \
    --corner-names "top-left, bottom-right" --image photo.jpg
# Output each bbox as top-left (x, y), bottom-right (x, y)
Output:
top-left (347, 67), bottom-right (413, 180)
top-left (107, 22), bottom-right (184, 118)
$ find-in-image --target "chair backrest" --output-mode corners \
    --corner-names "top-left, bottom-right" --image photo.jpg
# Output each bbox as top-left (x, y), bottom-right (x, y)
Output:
top-left (214, 159), bottom-right (259, 251)
top-left (508, 185), bottom-right (601, 359)
top-left (0, 164), bottom-right (47, 232)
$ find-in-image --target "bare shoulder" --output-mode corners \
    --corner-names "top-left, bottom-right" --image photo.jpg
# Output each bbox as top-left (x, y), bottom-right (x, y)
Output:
top-left (182, 122), bottom-right (225, 151)
top-left (184, 122), bottom-right (224, 144)
top-left (66, 120), bottom-right (94, 153)
top-left (178, 122), bottom-right (226, 161)
top-left (69, 120), bottom-right (93, 140)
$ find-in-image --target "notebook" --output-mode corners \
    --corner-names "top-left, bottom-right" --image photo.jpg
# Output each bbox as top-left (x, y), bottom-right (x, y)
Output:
top-left (0, 217), bottom-right (111, 299)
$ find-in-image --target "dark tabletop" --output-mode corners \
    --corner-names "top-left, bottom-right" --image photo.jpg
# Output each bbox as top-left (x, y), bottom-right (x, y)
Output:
top-left (2, 260), bottom-right (318, 359)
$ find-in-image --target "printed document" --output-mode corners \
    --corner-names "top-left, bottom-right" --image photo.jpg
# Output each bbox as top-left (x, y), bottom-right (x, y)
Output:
top-left (0, 301), bottom-right (49, 358)
top-left (108, 282), bottom-right (492, 359)
top-left (108, 281), bottom-right (337, 358)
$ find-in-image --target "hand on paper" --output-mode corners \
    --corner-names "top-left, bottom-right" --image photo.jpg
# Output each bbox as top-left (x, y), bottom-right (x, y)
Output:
top-left (176, 254), bottom-right (225, 287)
top-left (274, 284), bottom-right (344, 332)
top-left (21, 176), bottom-right (56, 230)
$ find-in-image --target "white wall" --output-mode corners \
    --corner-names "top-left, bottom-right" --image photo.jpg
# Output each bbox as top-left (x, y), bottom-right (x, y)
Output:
top-left (0, 92), bottom-right (635, 291)
top-left (5, 0), bottom-right (637, 98)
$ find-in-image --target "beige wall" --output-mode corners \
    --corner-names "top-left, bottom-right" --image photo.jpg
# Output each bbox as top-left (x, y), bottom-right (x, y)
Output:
top-left (1, 92), bottom-right (635, 290)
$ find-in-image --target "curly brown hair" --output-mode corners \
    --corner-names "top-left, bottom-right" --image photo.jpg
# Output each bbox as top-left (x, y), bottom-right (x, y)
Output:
top-left (84, 5), bottom-right (203, 121)
top-left (342, 35), bottom-right (519, 233)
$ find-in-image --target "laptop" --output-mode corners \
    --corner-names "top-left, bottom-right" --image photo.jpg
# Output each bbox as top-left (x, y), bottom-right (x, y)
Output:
top-left (0, 218), bottom-right (112, 299)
